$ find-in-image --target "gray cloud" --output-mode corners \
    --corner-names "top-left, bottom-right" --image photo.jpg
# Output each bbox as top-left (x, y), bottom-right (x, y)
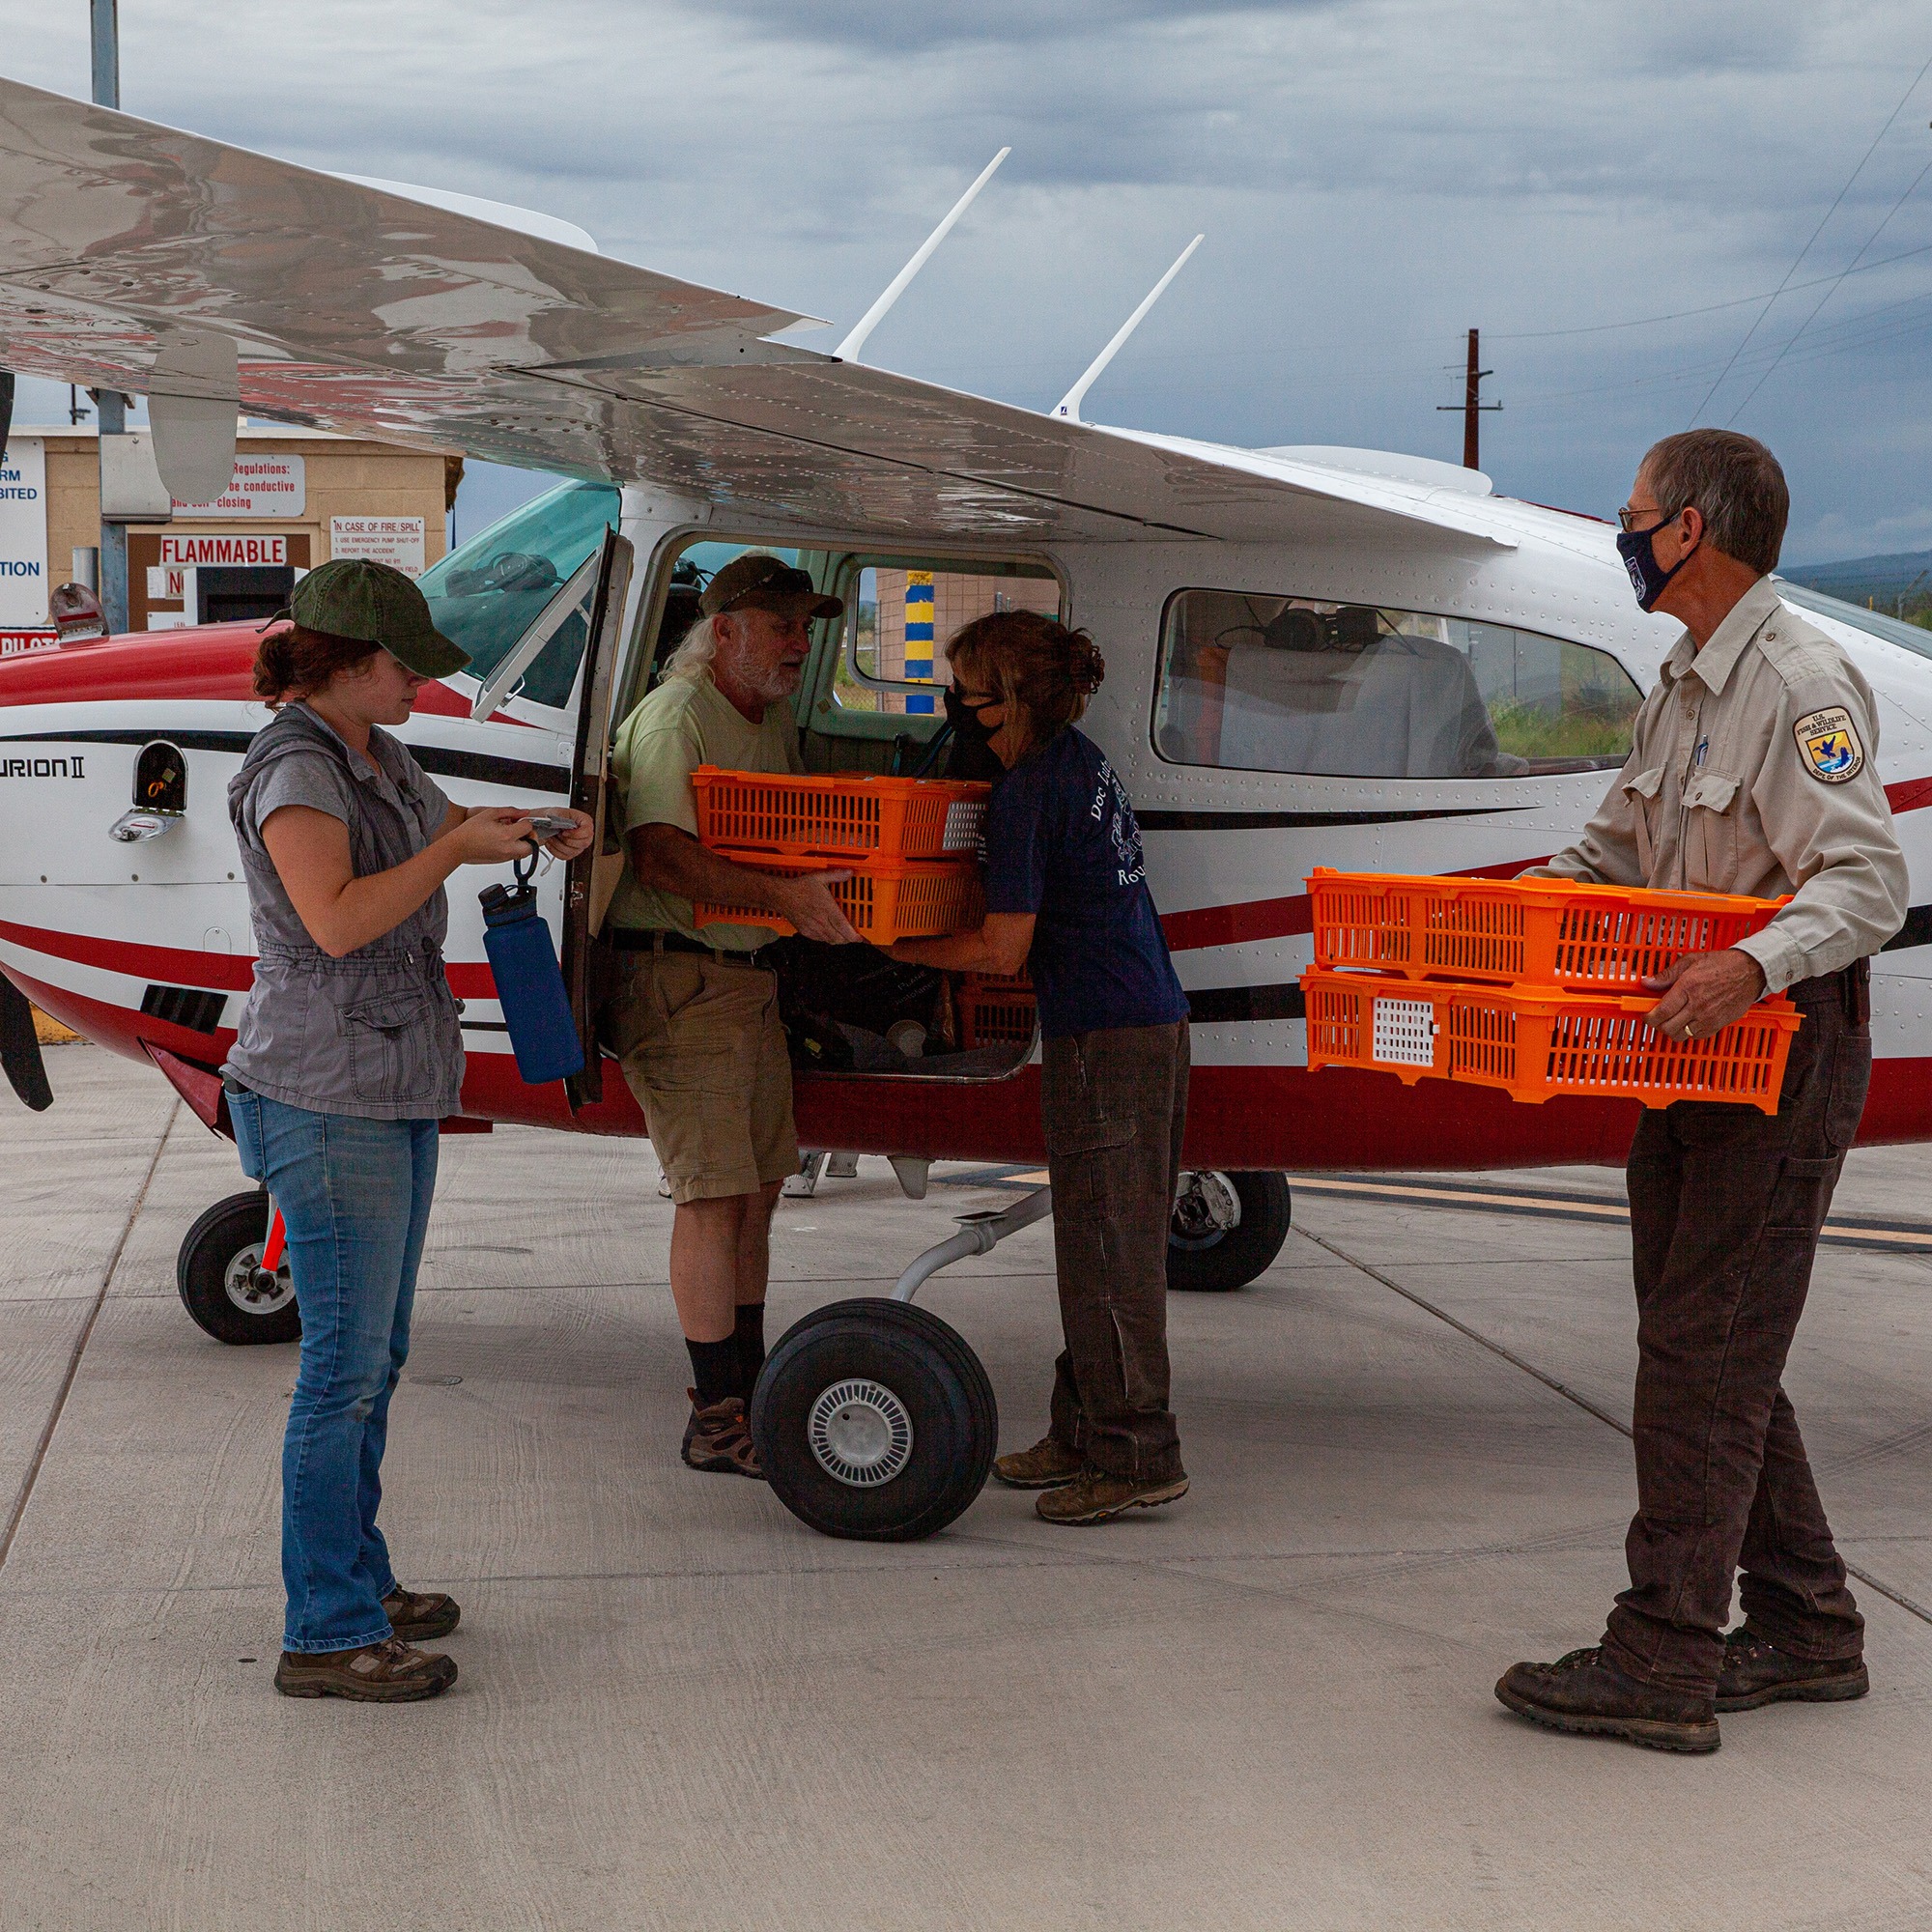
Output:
top-left (5, 0), bottom-right (1930, 557)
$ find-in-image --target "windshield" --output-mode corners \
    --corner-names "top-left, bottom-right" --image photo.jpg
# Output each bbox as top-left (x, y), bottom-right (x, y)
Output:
top-left (420, 480), bottom-right (621, 707)
top-left (1774, 579), bottom-right (1932, 664)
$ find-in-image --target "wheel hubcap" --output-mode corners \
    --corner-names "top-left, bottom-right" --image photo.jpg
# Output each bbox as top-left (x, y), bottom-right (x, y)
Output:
top-left (223, 1242), bottom-right (294, 1316)
top-left (1171, 1170), bottom-right (1241, 1250)
top-left (807, 1378), bottom-right (915, 1488)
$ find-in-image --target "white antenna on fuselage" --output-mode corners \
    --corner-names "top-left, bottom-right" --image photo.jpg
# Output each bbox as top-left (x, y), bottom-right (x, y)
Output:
top-left (834, 148), bottom-right (1011, 364)
top-left (1052, 234), bottom-right (1205, 425)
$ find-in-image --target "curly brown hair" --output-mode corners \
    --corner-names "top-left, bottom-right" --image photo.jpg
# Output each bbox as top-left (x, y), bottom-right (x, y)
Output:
top-left (946, 610), bottom-right (1104, 761)
top-left (252, 624), bottom-right (381, 707)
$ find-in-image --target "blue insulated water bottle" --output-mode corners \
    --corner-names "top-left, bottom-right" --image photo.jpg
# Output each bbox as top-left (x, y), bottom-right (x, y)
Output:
top-left (478, 867), bottom-right (584, 1085)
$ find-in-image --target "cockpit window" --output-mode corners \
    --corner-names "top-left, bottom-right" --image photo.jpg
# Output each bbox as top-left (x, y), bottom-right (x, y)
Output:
top-left (1152, 588), bottom-right (1642, 779)
top-left (419, 480), bottom-right (621, 709)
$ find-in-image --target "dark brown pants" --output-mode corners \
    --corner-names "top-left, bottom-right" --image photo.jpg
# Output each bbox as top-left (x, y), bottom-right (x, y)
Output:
top-left (1042, 1021), bottom-right (1190, 1482)
top-left (1603, 966), bottom-right (1870, 1695)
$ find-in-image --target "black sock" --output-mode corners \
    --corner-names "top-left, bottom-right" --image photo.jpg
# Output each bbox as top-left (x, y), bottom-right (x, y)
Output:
top-left (734, 1302), bottom-right (767, 1395)
top-left (686, 1336), bottom-right (741, 1407)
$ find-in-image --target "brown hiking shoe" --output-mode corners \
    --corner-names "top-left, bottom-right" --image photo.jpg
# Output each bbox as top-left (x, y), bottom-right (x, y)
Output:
top-left (382, 1586), bottom-right (461, 1642)
top-left (994, 1435), bottom-right (1085, 1490)
top-left (274, 1636), bottom-right (457, 1703)
top-left (1717, 1627), bottom-right (1868, 1713)
top-left (1035, 1466), bottom-right (1188, 1524)
top-left (1495, 1646), bottom-right (1718, 1753)
top-left (682, 1391), bottom-right (763, 1478)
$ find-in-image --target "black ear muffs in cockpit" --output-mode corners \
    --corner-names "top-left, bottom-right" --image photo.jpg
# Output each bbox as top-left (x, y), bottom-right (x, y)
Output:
top-left (1261, 606), bottom-right (1325, 653)
top-left (1260, 604), bottom-right (1382, 653)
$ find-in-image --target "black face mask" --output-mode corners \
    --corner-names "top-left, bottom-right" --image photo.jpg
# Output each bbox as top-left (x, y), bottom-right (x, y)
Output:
top-left (943, 683), bottom-right (1006, 781)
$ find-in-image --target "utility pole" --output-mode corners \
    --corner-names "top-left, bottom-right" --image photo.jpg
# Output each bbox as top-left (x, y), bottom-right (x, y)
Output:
top-left (90, 0), bottom-right (128, 634)
top-left (1437, 327), bottom-right (1501, 471)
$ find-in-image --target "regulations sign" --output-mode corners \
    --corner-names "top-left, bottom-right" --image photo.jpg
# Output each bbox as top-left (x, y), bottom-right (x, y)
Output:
top-left (329, 515), bottom-right (426, 577)
top-left (0, 437), bottom-right (48, 627)
top-left (175, 454), bottom-right (304, 518)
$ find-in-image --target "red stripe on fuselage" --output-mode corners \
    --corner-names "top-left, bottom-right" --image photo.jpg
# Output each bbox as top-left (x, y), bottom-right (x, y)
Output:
top-left (0, 622), bottom-right (469, 714)
top-left (0, 918), bottom-right (497, 998)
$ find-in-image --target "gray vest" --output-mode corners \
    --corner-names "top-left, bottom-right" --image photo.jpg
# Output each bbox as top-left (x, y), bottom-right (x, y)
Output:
top-left (223, 704), bottom-right (465, 1121)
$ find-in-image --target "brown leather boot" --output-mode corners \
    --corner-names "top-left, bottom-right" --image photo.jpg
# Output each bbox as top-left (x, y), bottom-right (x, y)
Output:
top-left (1495, 1646), bottom-right (1719, 1753)
top-left (682, 1391), bottom-right (763, 1478)
top-left (993, 1435), bottom-right (1085, 1490)
top-left (1717, 1627), bottom-right (1868, 1712)
top-left (1035, 1466), bottom-right (1188, 1524)
top-left (274, 1637), bottom-right (457, 1703)
top-left (382, 1586), bottom-right (461, 1642)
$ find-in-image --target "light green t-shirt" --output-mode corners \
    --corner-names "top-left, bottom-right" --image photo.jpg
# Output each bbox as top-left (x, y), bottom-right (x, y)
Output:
top-left (605, 669), bottom-right (804, 951)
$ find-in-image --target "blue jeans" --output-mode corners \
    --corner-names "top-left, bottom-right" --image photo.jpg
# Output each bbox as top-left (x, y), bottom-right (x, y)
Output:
top-left (230, 1090), bottom-right (439, 1654)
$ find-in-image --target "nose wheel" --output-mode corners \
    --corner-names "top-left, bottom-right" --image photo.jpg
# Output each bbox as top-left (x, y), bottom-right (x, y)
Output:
top-left (752, 1298), bottom-right (997, 1541)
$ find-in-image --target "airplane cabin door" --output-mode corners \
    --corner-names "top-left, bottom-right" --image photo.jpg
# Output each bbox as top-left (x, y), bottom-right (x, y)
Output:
top-left (559, 527), bottom-right (635, 1111)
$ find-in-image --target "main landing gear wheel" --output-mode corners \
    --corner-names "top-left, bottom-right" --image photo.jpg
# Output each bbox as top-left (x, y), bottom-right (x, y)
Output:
top-left (751, 1298), bottom-right (997, 1542)
top-left (1167, 1170), bottom-right (1293, 1293)
top-left (177, 1190), bottom-right (300, 1347)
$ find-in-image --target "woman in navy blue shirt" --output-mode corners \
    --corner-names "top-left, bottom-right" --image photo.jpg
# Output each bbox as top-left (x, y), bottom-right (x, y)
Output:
top-left (893, 611), bottom-right (1191, 1525)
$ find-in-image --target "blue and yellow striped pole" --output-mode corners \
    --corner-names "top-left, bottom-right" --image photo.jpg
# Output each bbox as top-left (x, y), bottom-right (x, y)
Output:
top-left (904, 571), bottom-right (934, 715)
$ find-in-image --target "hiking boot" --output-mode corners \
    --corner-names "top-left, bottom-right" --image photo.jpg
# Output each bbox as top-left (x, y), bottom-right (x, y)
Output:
top-left (1717, 1627), bottom-right (1868, 1713)
top-left (993, 1435), bottom-right (1085, 1490)
top-left (382, 1586), bottom-right (461, 1643)
top-left (274, 1637), bottom-right (457, 1703)
top-left (1035, 1466), bottom-right (1188, 1524)
top-left (1494, 1646), bottom-right (1719, 1753)
top-left (682, 1391), bottom-right (763, 1478)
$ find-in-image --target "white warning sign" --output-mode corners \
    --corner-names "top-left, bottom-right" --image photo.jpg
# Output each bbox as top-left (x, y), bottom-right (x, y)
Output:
top-left (330, 516), bottom-right (426, 578)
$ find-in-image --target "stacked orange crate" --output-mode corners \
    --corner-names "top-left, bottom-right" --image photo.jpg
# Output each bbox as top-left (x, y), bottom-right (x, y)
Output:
top-left (687, 767), bottom-right (990, 944)
top-left (1299, 869), bottom-right (1802, 1112)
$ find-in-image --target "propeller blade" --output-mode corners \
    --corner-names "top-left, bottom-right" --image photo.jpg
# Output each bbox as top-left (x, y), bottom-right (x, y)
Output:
top-left (0, 971), bottom-right (53, 1111)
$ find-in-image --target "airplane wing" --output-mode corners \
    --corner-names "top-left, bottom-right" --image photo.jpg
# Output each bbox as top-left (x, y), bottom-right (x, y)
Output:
top-left (0, 75), bottom-right (1510, 554)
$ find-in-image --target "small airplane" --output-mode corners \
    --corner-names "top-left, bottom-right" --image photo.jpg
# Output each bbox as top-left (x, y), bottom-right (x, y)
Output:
top-left (1, 77), bottom-right (1928, 1540)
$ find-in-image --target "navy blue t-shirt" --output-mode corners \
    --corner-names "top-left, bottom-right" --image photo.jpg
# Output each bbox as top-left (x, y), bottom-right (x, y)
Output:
top-left (981, 726), bottom-right (1189, 1040)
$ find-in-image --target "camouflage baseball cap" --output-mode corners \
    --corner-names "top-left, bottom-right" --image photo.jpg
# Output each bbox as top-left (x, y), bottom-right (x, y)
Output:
top-left (290, 557), bottom-right (469, 678)
top-left (698, 553), bottom-right (843, 622)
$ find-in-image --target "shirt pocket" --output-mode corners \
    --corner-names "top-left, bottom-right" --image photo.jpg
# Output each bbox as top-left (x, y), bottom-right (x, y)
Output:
top-left (1682, 769), bottom-right (1742, 892)
top-left (1621, 765), bottom-right (1665, 876)
top-left (338, 984), bottom-right (440, 1106)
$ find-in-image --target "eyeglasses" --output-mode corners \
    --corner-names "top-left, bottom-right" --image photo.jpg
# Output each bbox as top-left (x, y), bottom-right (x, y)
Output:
top-left (1617, 504), bottom-right (1679, 534)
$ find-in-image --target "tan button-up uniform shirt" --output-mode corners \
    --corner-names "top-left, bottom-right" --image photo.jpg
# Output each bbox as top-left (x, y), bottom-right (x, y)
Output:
top-left (1541, 576), bottom-right (1908, 992)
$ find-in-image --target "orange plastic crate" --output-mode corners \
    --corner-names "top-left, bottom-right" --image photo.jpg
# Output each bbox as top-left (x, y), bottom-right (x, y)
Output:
top-left (694, 850), bottom-right (983, 943)
top-left (691, 766), bottom-right (990, 861)
top-left (958, 973), bottom-right (1036, 1048)
top-left (1301, 967), bottom-right (1801, 1112)
top-left (1308, 868), bottom-right (1787, 992)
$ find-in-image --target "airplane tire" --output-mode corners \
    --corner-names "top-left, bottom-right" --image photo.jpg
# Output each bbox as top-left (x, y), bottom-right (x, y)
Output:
top-left (751, 1298), bottom-right (997, 1542)
top-left (1167, 1170), bottom-right (1292, 1293)
top-left (177, 1190), bottom-right (300, 1347)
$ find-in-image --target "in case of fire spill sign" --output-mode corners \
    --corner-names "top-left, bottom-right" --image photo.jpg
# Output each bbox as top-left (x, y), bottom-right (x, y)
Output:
top-left (0, 438), bottom-right (49, 648)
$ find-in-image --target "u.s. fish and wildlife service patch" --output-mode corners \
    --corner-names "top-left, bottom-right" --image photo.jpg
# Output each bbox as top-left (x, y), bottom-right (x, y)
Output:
top-left (1793, 706), bottom-right (1865, 783)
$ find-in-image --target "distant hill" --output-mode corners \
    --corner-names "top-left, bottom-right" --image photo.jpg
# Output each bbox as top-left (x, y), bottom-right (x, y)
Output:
top-left (1781, 548), bottom-right (1932, 612)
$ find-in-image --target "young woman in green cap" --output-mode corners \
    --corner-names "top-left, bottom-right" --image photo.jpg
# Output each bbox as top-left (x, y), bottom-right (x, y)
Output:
top-left (222, 558), bottom-right (593, 1702)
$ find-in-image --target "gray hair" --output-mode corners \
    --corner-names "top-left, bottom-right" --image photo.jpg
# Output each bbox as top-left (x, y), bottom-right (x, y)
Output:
top-left (1640, 430), bottom-right (1789, 576)
top-left (660, 612), bottom-right (721, 683)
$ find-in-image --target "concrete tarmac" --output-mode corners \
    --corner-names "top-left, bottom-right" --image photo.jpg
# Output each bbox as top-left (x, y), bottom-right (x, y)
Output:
top-left (4, 1045), bottom-right (1931, 1931)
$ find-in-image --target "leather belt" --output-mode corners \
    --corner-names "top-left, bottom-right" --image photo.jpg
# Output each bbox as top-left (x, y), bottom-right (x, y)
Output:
top-left (604, 926), bottom-right (779, 971)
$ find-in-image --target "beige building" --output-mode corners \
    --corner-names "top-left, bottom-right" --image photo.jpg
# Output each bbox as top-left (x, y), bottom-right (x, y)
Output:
top-left (2, 423), bottom-right (456, 639)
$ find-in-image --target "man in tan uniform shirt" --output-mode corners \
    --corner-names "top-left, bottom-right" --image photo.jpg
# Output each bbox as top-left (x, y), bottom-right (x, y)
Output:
top-left (1496, 431), bottom-right (1908, 1754)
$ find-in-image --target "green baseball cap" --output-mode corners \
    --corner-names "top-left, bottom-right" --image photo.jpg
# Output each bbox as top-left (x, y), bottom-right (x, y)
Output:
top-left (289, 557), bottom-right (469, 678)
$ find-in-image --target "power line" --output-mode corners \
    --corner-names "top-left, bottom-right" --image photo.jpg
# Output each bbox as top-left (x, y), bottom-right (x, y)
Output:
top-left (1724, 144), bottom-right (1932, 425)
top-left (1688, 47), bottom-right (1932, 425)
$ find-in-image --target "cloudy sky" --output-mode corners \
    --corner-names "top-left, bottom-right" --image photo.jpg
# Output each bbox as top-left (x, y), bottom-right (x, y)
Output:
top-left (7, 0), bottom-right (1932, 561)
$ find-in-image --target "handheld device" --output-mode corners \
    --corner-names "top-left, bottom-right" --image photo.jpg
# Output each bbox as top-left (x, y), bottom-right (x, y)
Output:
top-left (523, 811), bottom-right (580, 840)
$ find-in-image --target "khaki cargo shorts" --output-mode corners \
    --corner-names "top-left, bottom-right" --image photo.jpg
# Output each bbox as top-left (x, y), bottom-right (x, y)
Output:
top-left (603, 948), bottom-right (798, 1205)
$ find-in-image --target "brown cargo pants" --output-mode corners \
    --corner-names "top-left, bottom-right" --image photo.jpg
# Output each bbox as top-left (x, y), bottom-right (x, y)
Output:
top-left (1603, 963), bottom-right (1871, 1695)
top-left (1041, 1020), bottom-right (1189, 1483)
